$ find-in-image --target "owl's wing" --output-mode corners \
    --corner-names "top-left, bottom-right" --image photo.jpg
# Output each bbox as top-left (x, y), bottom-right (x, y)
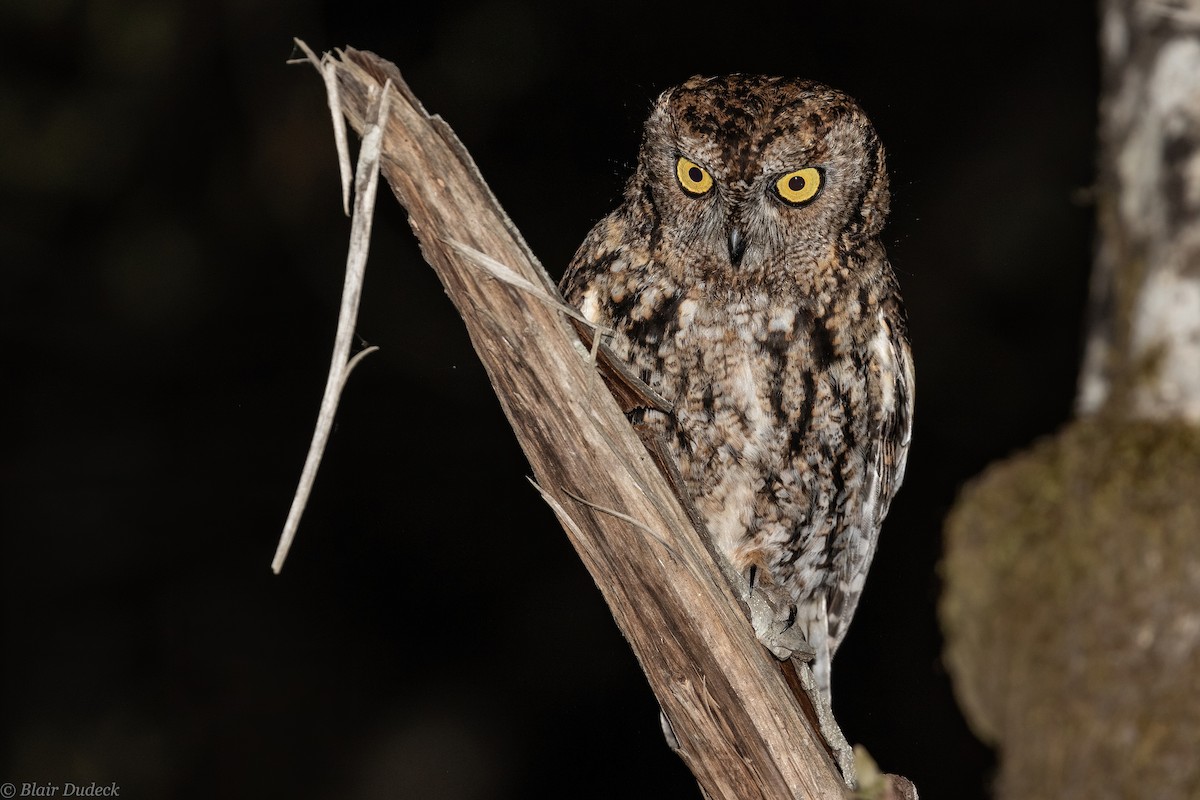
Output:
top-left (874, 314), bottom-right (915, 525)
top-left (827, 307), bottom-right (914, 655)
top-left (558, 261), bottom-right (590, 308)
top-left (558, 214), bottom-right (617, 309)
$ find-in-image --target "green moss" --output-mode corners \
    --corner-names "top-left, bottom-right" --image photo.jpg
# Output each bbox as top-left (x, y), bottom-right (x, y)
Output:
top-left (941, 416), bottom-right (1200, 799)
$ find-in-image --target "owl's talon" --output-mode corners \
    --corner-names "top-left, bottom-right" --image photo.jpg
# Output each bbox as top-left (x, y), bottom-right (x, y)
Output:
top-left (784, 603), bottom-right (798, 631)
top-left (748, 592), bottom-right (815, 661)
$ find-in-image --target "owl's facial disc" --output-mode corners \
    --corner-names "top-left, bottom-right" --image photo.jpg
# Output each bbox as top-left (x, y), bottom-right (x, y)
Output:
top-left (672, 148), bottom-right (829, 268)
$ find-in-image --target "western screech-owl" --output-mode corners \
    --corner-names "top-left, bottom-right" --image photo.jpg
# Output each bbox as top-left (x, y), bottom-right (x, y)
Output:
top-left (560, 74), bottom-right (913, 703)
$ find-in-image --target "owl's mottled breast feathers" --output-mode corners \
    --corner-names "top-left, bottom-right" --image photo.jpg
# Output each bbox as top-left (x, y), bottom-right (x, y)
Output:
top-left (560, 74), bottom-right (912, 702)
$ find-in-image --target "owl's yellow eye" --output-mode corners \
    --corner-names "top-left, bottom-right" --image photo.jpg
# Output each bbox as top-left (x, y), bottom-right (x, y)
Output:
top-left (774, 167), bottom-right (823, 206)
top-left (676, 156), bottom-right (713, 196)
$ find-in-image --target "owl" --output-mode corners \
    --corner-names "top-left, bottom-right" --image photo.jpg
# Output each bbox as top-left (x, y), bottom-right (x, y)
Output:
top-left (560, 74), bottom-right (913, 704)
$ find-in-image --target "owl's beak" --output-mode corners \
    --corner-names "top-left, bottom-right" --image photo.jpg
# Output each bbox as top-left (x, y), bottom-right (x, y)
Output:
top-left (727, 227), bottom-right (746, 267)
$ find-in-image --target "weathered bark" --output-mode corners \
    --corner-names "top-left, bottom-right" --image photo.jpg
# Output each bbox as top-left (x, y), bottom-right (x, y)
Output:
top-left (311, 47), bottom-right (892, 799)
top-left (941, 2), bottom-right (1200, 798)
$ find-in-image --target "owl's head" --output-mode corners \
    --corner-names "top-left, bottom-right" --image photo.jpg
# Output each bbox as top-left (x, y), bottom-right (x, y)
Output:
top-left (634, 74), bottom-right (889, 287)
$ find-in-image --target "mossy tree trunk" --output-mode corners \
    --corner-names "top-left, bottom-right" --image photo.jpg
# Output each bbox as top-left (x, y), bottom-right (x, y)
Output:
top-left (941, 1), bottom-right (1200, 798)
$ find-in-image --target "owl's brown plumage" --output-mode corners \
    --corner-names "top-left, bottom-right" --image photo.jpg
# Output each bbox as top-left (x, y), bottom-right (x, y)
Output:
top-left (560, 74), bottom-right (913, 702)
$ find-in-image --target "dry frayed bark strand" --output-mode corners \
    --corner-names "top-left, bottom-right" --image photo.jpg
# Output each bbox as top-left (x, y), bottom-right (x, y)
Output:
top-left (272, 40), bottom-right (386, 575)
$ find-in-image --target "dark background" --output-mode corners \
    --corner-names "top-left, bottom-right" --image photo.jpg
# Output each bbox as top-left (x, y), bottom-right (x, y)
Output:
top-left (2, 2), bottom-right (1097, 798)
